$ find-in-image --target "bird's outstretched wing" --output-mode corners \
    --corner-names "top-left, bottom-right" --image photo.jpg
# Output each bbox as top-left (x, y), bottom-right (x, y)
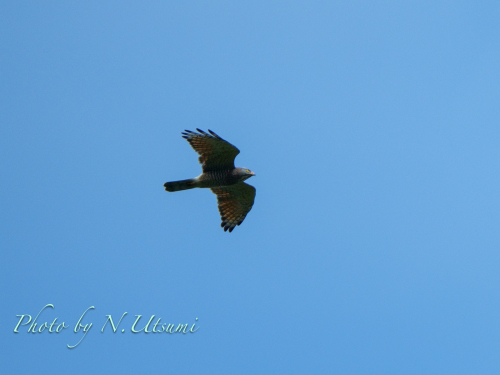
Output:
top-left (182, 129), bottom-right (240, 172)
top-left (210, 182), bottom-right (256, 232)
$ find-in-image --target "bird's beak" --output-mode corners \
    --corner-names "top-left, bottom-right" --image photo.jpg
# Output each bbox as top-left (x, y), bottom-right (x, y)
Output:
top-left (251, 171), bottom-right (256, 176)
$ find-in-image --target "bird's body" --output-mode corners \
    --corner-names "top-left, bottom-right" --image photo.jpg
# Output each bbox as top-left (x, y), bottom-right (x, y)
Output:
top-left (164, 167), bottom-right (251, 192)
top-left (164, 129), bottom-right (256, 232)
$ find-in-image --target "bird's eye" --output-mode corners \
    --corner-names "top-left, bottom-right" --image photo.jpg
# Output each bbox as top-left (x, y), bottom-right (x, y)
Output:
top-left (246, 169), bottom-right (250, 172)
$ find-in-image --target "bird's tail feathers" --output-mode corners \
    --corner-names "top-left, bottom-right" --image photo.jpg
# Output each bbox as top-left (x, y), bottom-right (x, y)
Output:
top-left (164, 179), bottom-right (196, 192)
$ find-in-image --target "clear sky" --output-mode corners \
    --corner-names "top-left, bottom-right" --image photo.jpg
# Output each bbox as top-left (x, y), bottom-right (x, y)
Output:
top-left (2, 1), bottom-right (500, 374)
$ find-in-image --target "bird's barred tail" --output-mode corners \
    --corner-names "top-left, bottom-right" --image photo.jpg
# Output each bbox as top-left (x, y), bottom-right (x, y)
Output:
top-left (164, 179), bottom-right (196, 192)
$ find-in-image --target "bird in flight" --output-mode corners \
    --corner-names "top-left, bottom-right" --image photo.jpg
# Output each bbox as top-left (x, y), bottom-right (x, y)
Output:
top-left (164, 129), bottom-right (256, 232)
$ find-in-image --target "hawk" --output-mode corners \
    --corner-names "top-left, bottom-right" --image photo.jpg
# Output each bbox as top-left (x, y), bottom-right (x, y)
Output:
top-left (164, 129), bottom-right (256, 232)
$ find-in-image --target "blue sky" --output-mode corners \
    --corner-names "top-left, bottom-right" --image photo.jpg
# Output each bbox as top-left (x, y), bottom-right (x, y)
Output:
top-left (1, 1), bottom-right (500, 374)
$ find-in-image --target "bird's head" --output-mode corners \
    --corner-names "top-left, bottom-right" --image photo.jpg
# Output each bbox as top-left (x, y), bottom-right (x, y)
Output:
top-left (235, 167), bottom-right (256, 181)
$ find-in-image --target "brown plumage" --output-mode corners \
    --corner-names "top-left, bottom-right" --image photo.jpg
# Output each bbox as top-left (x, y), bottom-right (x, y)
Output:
top-left (164, 129), bottom-right (256, 232)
